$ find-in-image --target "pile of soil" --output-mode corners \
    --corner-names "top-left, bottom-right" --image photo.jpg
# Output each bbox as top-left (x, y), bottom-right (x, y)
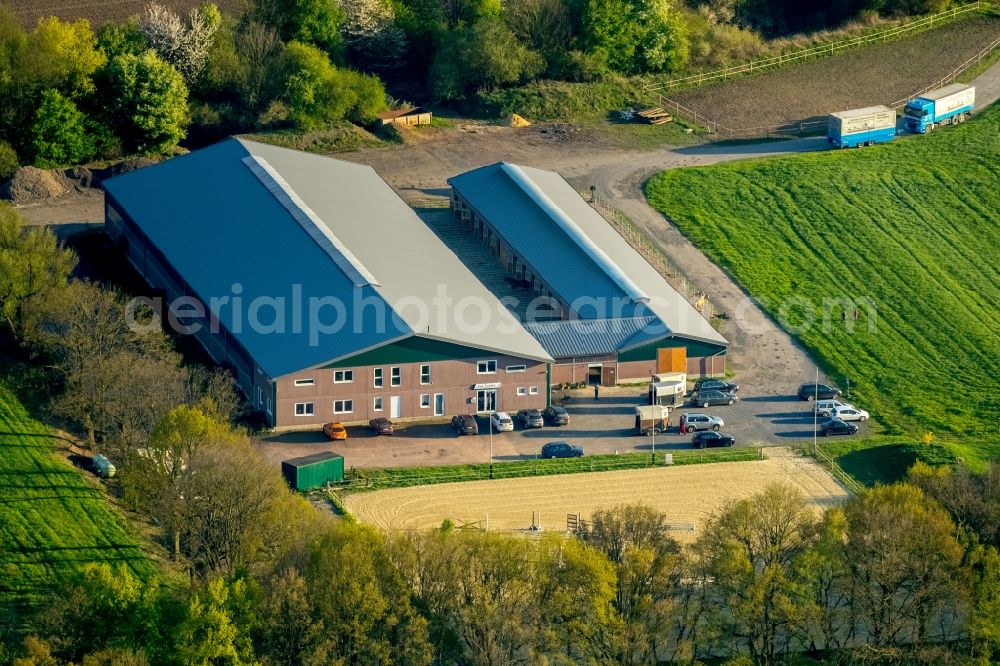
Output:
top-left (108, 156), bottom-right (158, 177)
top-left (1, 166), bottom-right (72, 203)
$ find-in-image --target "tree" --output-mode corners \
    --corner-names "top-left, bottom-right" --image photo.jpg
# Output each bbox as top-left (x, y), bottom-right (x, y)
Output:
top-left (96, 18), bottom-right (147, 60)
top-left (123, 405), bottom-right (241, 561)
top-left (253, 0), bottom-right (345, 58)
top-left (339, 0), bottom-right (407, 71)
top-left (107, 50), bottom-right (189, 154)
top-left (18, 17), bottom-right (106, 96)
top-left (969, 545), bottom-right (1000, 660)
top-left (175, 578), bottom-right (257, 666)
top-left (532, 535), bottom-right (619, 663)
top-left (843, 484), bottom-right (967, 647)
top-left (0, 204), bottom-right (75, 336)
top-left (139, 3), bottom-right (221, 83)
top-left (429, 19), bottom-right (544, 100)
top-left (24, 280), bottom-right (184, 448)
top-left (280, 40), bottom-right (386, 127)
top-left (692, 485), bottom-right (819, 664)
top-left (0, 141), bottom-right (18, 178)
top-left (31, 89), bottom-right (95, 167)
top-left (307, 523), bottom-right (431, 664)
top-left (257, 568), bottom-right (324, 666)
top-left (183, 365), bottom-right (242, 424)
top-left (583, 0), bottom-right (688, 75)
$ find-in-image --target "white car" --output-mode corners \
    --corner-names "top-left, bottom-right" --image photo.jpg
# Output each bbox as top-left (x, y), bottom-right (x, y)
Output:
top-left (490, 411), bottom-right (514, 432)
top-left (831, 405), bottom-right (869, 422)
top-left (813, 400), bottom-right (847, 417)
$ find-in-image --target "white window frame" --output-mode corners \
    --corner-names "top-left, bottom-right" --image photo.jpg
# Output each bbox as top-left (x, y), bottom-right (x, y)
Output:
top-left (294, 378), bottom-right (315, 387)
top-left (266, 397), bottom-right (272, 416)
top-left (334, 399), bottom-right (353, 414)
top-left (420, 364), bottom-right (431, 385)
top-left (295, 402), bottom-right (315, 416)
top-left (516, 387), bottom-right (527, 396)
top-left (419, 394), bottom-right (431, 409)
top-left (373, 396), bottom-right (384, 411)
top-left (529, 386), bottom-right (539, 395)
top-left (505, 364), bottom-right (526, 373)
top-left (256, 386), bottom-right (263, 406)
top-left (477, 360), bottom-right (497, 374)
top-left (334, 370), bottom-right (354, 384)
top-left (373, 368), bottom-right (383, 388)
top-left (391, 366), bottom-right (401, 387)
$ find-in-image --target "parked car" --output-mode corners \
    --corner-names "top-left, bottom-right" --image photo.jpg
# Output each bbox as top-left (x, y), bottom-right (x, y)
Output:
top-left (452, 414), bottom-right (479, 436)
top-left (368, 417), bottom-right (394, 435)
top-left (322, 422), bottom-right (348, 440)
top-left (693, 389), bottom-right (738, 408)
top-left (693, 379), bottom-right (740, 393)
top-left (541, 441), bottom-right (584, 458)
top-left (542, 405), bottom-right (570, 426)
top-left (692, 431), bottom-right (735, 449)
top-left (831, 405), bottom-right (869, 422)
top-left (680, 413), bottom-right (724, 432)
top-left (490, 411), bottom-right (514, 432)
top-left (798, 383), bottom-right (842, 401)
top-left (516, 408), bottom-right (544, 428)
top-left (820, 418), bottom-right (859, 436)
top-left (813, 400), bottom-right (847, 417)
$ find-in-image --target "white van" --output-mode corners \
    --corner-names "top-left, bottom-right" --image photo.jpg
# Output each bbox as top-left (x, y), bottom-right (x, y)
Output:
top-left (813, 400), bottom-right (847, 418)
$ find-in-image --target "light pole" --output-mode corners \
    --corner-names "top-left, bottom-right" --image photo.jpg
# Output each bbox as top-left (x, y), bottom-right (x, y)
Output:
top-left (813, 366), bottom-right (820, 455)
top-left (649, 427), bottom-right (660, 464)
top-left (488, 409), bottom-right (494, 480)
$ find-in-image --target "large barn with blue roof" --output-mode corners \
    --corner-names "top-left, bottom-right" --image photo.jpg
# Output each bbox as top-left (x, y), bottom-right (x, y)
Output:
top-left (104, 139), bottom-right (551, 429)
top-left (448, 162), bottom-right (728, 386)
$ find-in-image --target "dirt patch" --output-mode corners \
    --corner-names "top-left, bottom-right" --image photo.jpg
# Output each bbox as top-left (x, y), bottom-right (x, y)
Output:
top-left (670, 15), bottom-right (1000, 129)
top-left (2, 167), bottom-right (72, 203)
top-left (343, 447), bottom-right (847, 540)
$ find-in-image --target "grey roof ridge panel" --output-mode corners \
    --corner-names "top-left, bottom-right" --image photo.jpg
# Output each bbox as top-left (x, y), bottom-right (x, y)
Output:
top-left (499, 163), bottom-right (650, 305)
top-left (241, 155), bottom-right (380, 288)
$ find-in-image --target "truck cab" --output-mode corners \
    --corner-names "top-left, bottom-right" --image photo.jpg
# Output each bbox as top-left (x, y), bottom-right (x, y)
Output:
top-left (903, 99), bottom-right (934, 133)
top-left (903, 84), bottom-right (975, 133)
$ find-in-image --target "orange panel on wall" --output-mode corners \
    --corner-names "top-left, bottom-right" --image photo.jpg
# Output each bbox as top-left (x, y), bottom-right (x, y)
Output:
top-left (657, 347), bottom-right (686, 373)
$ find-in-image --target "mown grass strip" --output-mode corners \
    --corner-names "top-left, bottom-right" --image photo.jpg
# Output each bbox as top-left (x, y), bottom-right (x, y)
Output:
top-left (0, 381), bottom-right (157, 616)
top-left (342, 446), bottom-right (762, 491)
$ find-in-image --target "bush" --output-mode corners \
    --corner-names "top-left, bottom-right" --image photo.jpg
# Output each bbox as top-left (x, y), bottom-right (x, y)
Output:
top-left (31, 89), bottom-right (95, 167)
top-left (0, 143), bottom-right (18, 179)
top-left (106, 51), bottom-right (190, 154)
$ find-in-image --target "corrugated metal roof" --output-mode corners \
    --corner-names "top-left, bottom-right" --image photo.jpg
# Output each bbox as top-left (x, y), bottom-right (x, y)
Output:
top-left (104, 139), bottom-right (550, 379)
top-left (448, 163), bottom-right (728, 347)
top-left (523, 317), bottom-right (664, 358)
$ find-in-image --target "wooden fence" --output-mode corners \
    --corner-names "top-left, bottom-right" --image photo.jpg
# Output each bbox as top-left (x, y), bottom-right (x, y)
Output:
top-left (813, 445), bottom-right (865, 494)
top-left (646, 2), bottom-right (999, 138)
top-left (581, 190), bottom-right (717, 320)
top-left (645, 3), bottom-right (983, 93)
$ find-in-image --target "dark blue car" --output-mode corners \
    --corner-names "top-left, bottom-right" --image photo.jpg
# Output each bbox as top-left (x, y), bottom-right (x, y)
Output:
top-left (541, 442), bottom-right (583, 459)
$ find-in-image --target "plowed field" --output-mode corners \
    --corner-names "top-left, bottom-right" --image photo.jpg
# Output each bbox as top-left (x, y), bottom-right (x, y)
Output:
top-left (343, 447), bottom-right (847, 540)
top-left (9, 0), bottom-right (248, 26)
top-left (669, 14), bottom-right (1000, 130)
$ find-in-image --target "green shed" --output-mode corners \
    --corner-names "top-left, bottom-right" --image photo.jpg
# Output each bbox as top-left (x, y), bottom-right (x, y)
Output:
top-left (282, 451), bottom-right (345, 491)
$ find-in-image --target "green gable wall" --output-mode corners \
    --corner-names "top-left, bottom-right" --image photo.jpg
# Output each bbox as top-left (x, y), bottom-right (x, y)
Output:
top-left (618, 336), bottom-right (727, 363)
top-left (322, 336), bottom-right (538, 368)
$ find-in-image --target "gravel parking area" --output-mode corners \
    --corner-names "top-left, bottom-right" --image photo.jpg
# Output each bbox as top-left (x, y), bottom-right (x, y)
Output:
top-left (255, 382), bottom-right (870, 470)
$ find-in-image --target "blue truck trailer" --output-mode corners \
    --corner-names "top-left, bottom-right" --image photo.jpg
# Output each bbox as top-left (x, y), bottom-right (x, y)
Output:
top-left (903, 84), bottom-right (975, 133)
top-left (827, 106), bottom-right (896, 148)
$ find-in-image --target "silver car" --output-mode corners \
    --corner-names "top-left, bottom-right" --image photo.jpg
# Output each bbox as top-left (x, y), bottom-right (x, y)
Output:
top-left (680, 412), bottom-right (725, 432)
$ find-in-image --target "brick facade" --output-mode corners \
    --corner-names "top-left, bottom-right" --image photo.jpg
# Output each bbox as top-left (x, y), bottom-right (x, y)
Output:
top-left (274, 356), bottom-right (548, 429)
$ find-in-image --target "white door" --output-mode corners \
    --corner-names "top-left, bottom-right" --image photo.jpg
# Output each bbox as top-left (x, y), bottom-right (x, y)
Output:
top-left (390, 396), bottom-right (402, 418)
top-left (434, 393), bottom-right (445, 416)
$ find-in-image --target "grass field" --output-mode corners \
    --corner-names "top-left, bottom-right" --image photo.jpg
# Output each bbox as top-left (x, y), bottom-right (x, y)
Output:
top-left (669, 13), bottom-right (1000, 129)
top-left (647, 106), bottom-right (1000, 468)
top-left (812, 437), bottom-right (957, 487)
top-left (343, 447), bottom-right (847, 540)
top-left (0, 382), bottom-right (156, 617)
